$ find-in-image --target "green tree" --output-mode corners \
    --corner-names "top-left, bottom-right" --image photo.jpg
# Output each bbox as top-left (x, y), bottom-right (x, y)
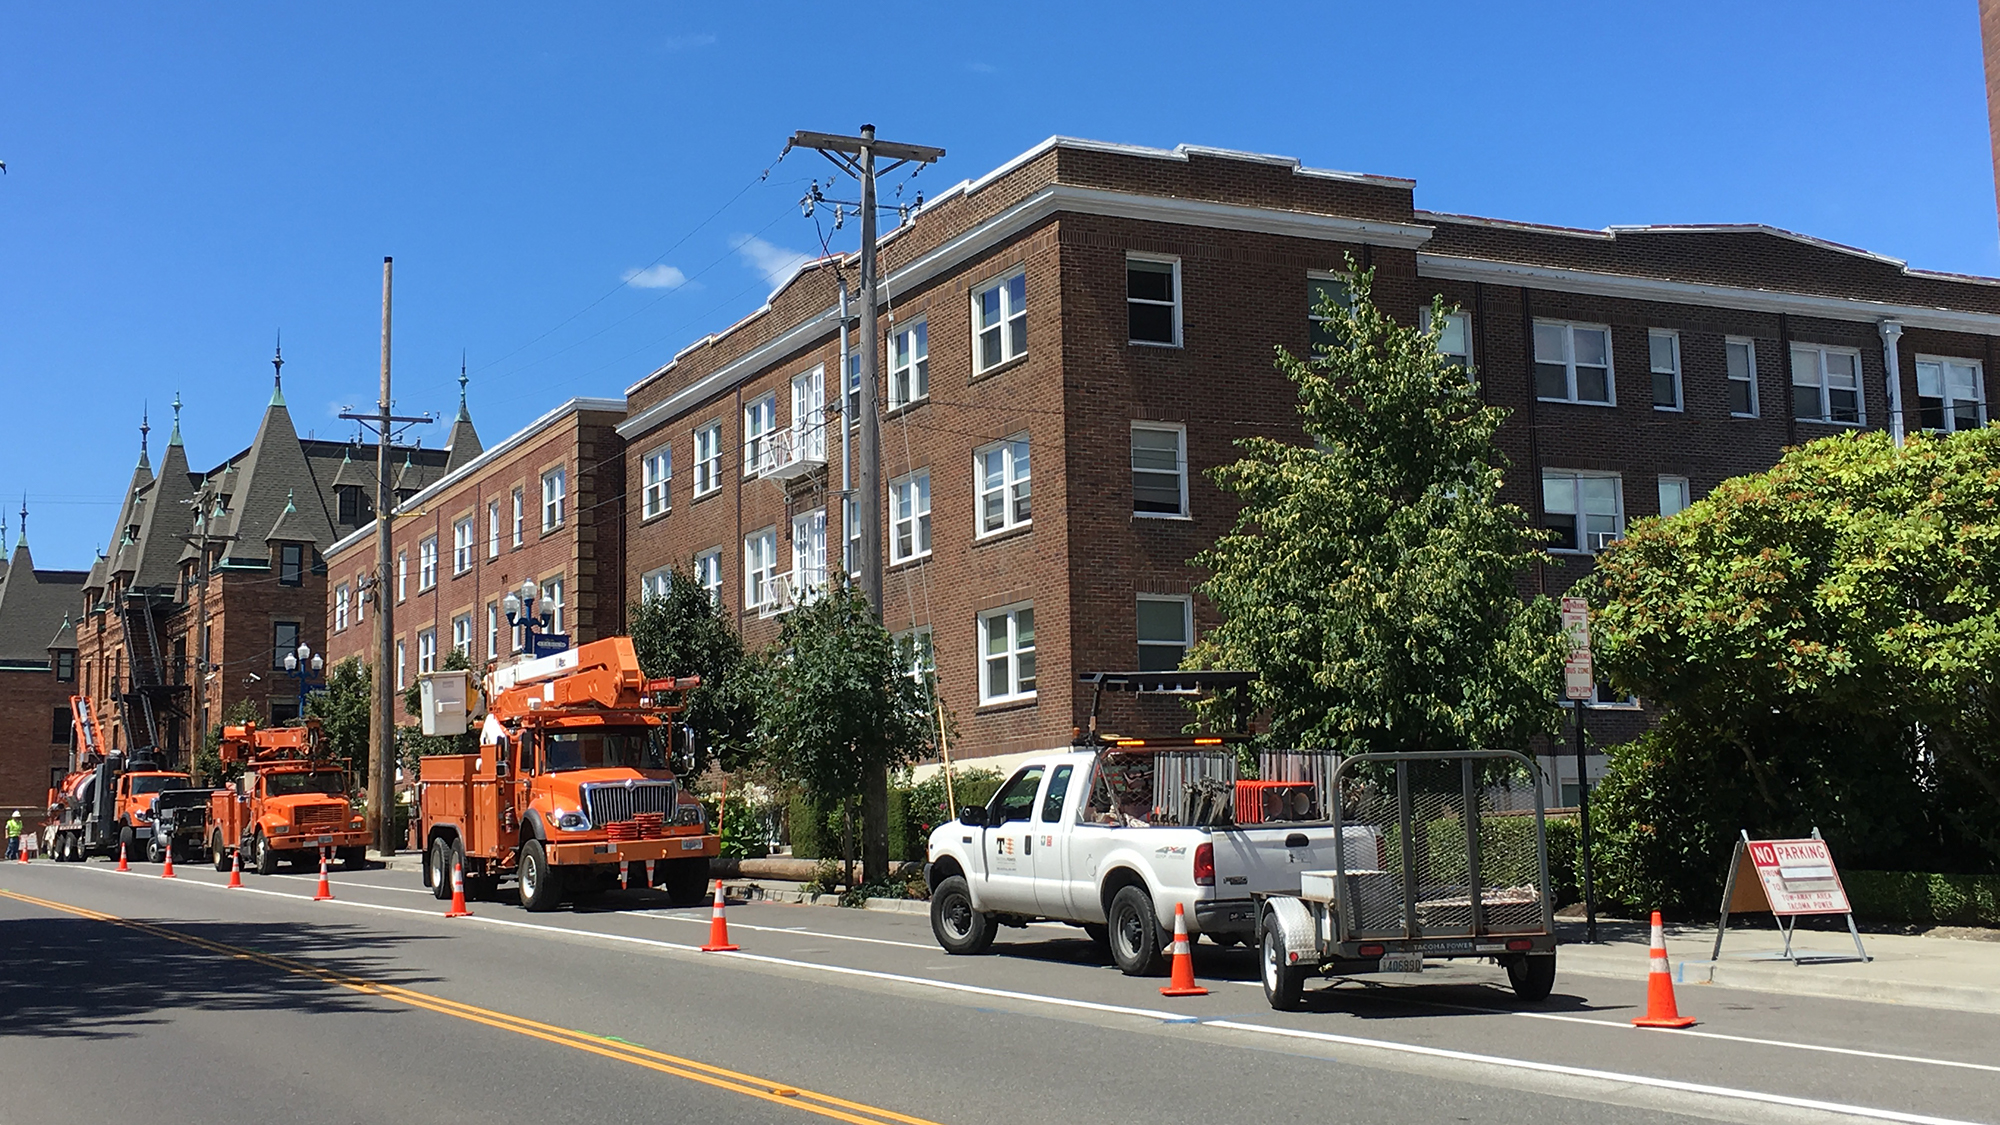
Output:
top-left (753, 580), bottom-right (937, 881)
top-left (628, 567), bottom-right (758, 771)
top-left (1189, 266), bottom-right (1566, 755)
top-left (308, 657), bottom-right (373, 772)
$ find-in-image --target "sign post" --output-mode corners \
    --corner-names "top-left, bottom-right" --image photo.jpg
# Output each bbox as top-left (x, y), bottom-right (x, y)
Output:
top-left (1712, 828), bottom-right (1869, 963)
top-left (1560, 596), bottom-right (1596, 941)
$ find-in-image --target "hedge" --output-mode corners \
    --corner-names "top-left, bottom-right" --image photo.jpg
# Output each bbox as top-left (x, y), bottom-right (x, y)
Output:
top-left (1842, 871), bottom-right (2000, 927)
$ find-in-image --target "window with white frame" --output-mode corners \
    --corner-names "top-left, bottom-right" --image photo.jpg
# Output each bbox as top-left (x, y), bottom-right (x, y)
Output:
top-left (1543, 471), bottom-right (1624, 553)
top-left (1649, 329), bottom-right (1682, 410)
top-left (396, 640), bottom-right (406, 689)
top-left (397, 550), bottom-right (407, 601)
top-left (1534, 321), bottom-right (1615, 404)
top-left (452, 614), bottom-right (472, 656)
top-left (642, 566), bottom-right (671, 602)
top-left (790, 367), bottom-right (825, 462)
top-left (843, 496), bottom-right (861, 577)
top-left (1727, 338), bottom-right (1759, 417)
top-left (334, 584), bottom-right (350, 632)
top-left (979, 603), bottom-right (1036, 703)
top-left (355, 574), bottom-right (366, 622)
top-left (1791, 344), bottom-right (1864, 425)
top-left (419, 536), bottom-right (438, 591)
top-left (973, 271), bottom-right (1028, 373)
top-left (1420, 307), bottom-right (1473, 373)
top-left (418, 628), bottom-right (436, 674)
top-left (694, 422), bottom-right (722, 496)
top-left (544, 578), bottom-right (565, 634)
top-left (889, 321), bottom-right (929, 407)
top-left (791, 508), bottom-right (826, 601)
top-left (743, 528), bottom-right (777, 611)
top-left (453, 517), bottom-right (474, 573)
top-left (1308, 274), bottom-right (1351, 350)
top-left (896, 625), bottom-right (935, 683)
top-left (1915, 356), bottom-right (1986, 432)
top-left (511, 488), bottom-right (524, 547)
top-left (742, 394), bottom-right (776, 474)
top-left (976, 436), bottom-right (1031, 536)
top-left (1127, 255), bottom-right (1180, 346)
top-left (488, 500), bottom-right (501, 559)
top-left (642, 446), bottom-right (672, 519)
top-left (1131, 424), bottom-right (1188, 517)
top-left (846, 352), bottom-right (861, 422)
top-left (487, 603), bottom-right (499, 659)
top-left (1136, 595), bottom-right (1193, 672)
top-left (890, 470), bottom-right (931, 564)
top-left (541, 467), bottom-right (567, 530)
top-left (1658, 475), bottom-right (1691, 518)
top-left (694, 549), bottom-right (722, 608)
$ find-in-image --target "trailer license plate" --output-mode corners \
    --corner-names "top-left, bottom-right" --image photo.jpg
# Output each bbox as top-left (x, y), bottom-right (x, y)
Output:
top-left (1379, 953), bottom-right (1424, 973)
top-left (680, 838), bottom-right (704, 851)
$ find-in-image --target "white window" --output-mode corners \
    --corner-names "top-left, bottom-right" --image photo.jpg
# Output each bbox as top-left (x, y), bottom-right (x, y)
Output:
top-left (1543, 471), bottom-right (1624, 553)
top-left (889, 321), bottom-right (929, 408)
top-left (744, 528), bottom-right (777, 611)
top-left (642, 446), bottom-right (672, 519)
top-left (396, 550), bottom-right (407, 602)
top-left (487, 603), bottom-right (499, 659)
top-left (1649, 329), bottom-right (1682, 411)
top-left (451, 614), bottom-right (472, 656)
top-left (1791, 344), bottom-right (1865, 425)
top-left (419, 535), bottom-right (438, 591)
top-left (896, 625), bottom-right (935, 683)
top-left (356, 574), bottom-right (366, 622)
top-left (453, 517), bottom-right (474, 574)
top-left (843, 496), bottom-right (861, 577)
top-left (976, 436), bottom-right (1032, 536)
top-left (1727, 337), bottom-right (1759, 417)
top-left (511, 488), bottom-right (524, 547)
top-left (1915, 356), bottom-right (1986, 432)
top-left (1430, 308), bottom-right (1472, 372)
top-left (694, 549), bottom-right (723, 608)
top-left (1658, 475), bottom-right (1691, 518)
top-left (1131, 424), bottom-right (1188, 517)
top-left (417, 628), bottom-right (436, 674)
top-left (1127, 255), bottom-right (1180, 346)
top-left (488, 500), bottom-right (501, 559)
top-left (334, 584), bottom-right (350, 632)
top-left (846, 351), bottom-right (861, 423)
top-left (544, 578), bottom-right (565, 634)
top-left (973, 271), bottom-right (1028, 373)
top-left (791, 508), bottom-right (827, 602)
top-left (642, 566), bottom-right (671, 602)
top-left (396, 640), bottom-right (406, 689)
top-left (694, 422), bottom-right (722, 496)
top-left (541, 468), bottom-right (567, 530)
top-left (890, 471), bottom-right (931, 564)
top-left (979, 604), bottom-right (1036, 704)
top-left (790, 367), bottom-right (825, 462)
top-left (1136, 595), bottom-right (1193, 672)
top-left (1534, 321), bottom-right (1615, 405)
top-left (1308, 274), bottom-right (1352, 350)
top-left (742, 394), bottom-right (776, 475)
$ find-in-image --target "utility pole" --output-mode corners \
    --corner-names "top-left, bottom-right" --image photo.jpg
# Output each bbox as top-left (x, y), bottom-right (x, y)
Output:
top-left (787, 126), bottom-right (943, 883)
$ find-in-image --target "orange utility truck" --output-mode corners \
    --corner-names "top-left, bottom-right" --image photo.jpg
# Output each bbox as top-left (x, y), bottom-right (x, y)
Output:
top-left (207, 719), bottom-right (371, 874)
top-left (417, 637), bottom-right (718, 911)
top-left (47, 694), bottom-right (203, 862)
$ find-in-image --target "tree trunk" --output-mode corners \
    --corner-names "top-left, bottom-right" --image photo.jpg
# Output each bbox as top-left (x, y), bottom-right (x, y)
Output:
top-left (863, 763), bottom-right (889, 888)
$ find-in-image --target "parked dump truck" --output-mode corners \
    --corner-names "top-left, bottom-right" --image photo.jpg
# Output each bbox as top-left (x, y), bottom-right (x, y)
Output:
top-left (417, 636), bottom-right (719, 912)
top-left (47, 694), bottom-right (205, 862)
top-left (207, 719), bottom-right (370, 874)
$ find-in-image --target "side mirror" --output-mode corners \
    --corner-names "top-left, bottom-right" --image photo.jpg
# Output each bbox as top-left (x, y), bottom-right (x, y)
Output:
top-left (958, 805), bottom-right (989, 827)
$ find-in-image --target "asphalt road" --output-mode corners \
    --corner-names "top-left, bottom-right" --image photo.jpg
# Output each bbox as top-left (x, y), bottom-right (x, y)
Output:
top-left (3, 858), bottom-right (1995, 1125)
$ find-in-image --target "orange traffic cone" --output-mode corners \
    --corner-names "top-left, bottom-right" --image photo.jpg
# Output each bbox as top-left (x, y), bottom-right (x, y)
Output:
top-left (622, 861), bottom-right (632, 892)
top-left (312, 850), bottom-right (334, 901)
top-left (160, 847), bottom-right (176, 879)
top-left (117, 841), bottom-right (129, 871)
top-left (700, 879), bottom-right (739, 952)
top-left (227, 850), bottom-right (243, 889)
top-left (1632, 910), bottom-right (1696, 1028)
top-left (444, 859), bottom-right (472, 918)
top-left (1160, 902), bottom-right (1209, 997)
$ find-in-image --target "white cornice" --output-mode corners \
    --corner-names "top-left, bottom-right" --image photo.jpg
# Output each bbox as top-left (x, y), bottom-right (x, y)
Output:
top-left (1417, 254), bottom-right (2000, 335)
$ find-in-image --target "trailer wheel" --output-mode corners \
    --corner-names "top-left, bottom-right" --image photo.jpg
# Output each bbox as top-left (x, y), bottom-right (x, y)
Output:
top-left (929, 875), bottom-right (995, 955)
top-left (1261, 920), bottom-right (1308, 1009)
top-left (517, 839), bottom-right (562, 912)
top-left (1506, 953), bottom-right (1557, 1002)
top-left (253, 831), bottom-right (279, 876)
top-left (211, 832), bottom-right (229, 872)
top-left (1108, 885), bottom-right (1167, 976)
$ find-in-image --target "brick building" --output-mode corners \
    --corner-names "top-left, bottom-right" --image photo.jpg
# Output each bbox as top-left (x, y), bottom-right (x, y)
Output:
top-left (323, 396), bottom-right (627, 687)
top-left (0, 523), bottom-right (88, 824)
top-left (613, 137), bottom-right (1998, 791)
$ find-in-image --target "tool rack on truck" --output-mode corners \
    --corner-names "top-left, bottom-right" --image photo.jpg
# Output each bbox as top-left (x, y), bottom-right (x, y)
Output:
top-left (207, 719), bottom-right (370, 874)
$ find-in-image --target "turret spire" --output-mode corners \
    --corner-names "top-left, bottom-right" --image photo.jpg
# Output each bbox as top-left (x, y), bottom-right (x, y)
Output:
top-left (457, 353), bottom-right (471, 421)
top-left (270, 333), bottom-right (287, 407)
top-left (169, 392), bottom-right (183, 446)
top-left (140, 405), bottom-right (150, 459)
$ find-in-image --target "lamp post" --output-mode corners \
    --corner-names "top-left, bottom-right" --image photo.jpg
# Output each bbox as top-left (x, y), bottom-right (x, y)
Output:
top-left (283, 642), bottom-right (325, 719)
top-left (502, 578), bottom-right (551, 656)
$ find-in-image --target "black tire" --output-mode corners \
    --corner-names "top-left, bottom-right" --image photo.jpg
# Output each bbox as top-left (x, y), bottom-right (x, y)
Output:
top-left (211, 832), bottom-right (230, 872)
top-left (517, 839), bottom-right (561, 912)
top-left (118, 826), bottom-right (137, 863)
top-left (929, 875), bottom-right (995, 955)
top-left (1081, 922), bottom-right (1111, 955)
top-left (430, 837), bottom-right (454, 900)
top-left (1107, 885), bottom-right (1167, 977)
top-left (1506, 953), bottom-right (1557, 1002)
top-left (1261, 921), bottom-right (1308, 1009)
top-left (338, 847), bottom-right (366, 871)
top-left (253, 831), bottom-right (279, 876)
top-left (146, 834), bottom-right (165, 865)
top-left (660, 857), bottom-right (710, 907)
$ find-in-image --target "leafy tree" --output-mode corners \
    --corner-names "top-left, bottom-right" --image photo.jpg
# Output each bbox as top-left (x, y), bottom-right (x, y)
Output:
top-left (308, 657), bottom-right (374, 772)
top-left (629, 567), bottom-right (758, 772)
top-left (1189, 266), bottom-right (1566, 755)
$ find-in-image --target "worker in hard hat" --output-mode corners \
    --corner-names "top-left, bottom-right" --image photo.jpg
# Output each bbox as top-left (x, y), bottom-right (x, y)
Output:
top-left (4, 810), bottom-right (23, 860)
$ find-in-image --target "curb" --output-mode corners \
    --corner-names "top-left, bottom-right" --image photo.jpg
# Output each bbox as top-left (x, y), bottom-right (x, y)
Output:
top-left (1554, 943), bottom-right (2000, 1016)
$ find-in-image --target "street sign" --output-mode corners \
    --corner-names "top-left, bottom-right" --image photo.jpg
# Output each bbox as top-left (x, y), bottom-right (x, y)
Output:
top-left (531, 633), bottom-right (572, 658)
top-left (1560, 596), bottom-right (1593, 701)
top-left (1745, 837), bottom-right (1851, 916)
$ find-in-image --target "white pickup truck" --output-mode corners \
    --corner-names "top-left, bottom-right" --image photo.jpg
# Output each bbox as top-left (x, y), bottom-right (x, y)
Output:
top-left (924, 745), bottom-right (1380, 975)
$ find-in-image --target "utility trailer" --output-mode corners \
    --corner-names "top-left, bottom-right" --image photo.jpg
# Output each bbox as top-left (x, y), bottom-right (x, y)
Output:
top-left (1254, 749), bottom-right (1558, 1008)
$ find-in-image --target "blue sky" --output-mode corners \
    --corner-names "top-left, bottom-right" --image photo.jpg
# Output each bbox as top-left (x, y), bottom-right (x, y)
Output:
top-left (2, 2), bottom-right (1992, 568)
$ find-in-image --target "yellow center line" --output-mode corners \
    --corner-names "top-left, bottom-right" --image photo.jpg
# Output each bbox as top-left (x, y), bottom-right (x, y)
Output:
top-left (0, 887), bottom-right (942, 1125)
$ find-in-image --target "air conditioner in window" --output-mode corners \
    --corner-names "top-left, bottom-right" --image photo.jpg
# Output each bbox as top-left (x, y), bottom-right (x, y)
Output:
top-left (1588, 531), bottom-right (1620, 552)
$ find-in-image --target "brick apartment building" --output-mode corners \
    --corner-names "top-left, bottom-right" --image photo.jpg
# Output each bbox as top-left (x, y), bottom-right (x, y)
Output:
top-left (0, 524), bottom-right (88, 824)
top-left (323, 396), bottom-right (626, 687)
top-left (70, 359), bottom-right (457, 769)
top-left (614, 137), bottom-right (1998, 793)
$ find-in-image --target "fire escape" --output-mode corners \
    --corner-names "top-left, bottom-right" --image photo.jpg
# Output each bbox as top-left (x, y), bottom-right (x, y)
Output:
top-left (118, 591), bottom-right (186, 766)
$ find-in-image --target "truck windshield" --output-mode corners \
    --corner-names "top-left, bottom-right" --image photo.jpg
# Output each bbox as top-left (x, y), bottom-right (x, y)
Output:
top-left (127, 775), bottom-right (188, 796)
top-left (542, 728), bottom-right (665, 773)
top-left (265, 772), bottom-right (348, 797)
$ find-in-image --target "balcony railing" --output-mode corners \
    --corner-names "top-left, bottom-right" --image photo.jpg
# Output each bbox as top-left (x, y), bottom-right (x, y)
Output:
top-left (758, 416), bottom-right (827, 481)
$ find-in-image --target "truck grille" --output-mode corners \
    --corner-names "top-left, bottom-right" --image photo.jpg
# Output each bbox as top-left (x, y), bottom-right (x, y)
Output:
top-left (582, 781), bottom-right (677, 827)
top-left (296, 805), bottom-right (348, 830)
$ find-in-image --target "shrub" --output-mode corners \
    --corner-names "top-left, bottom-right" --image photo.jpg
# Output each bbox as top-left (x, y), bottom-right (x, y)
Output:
top-left (1843, 871), bottom-right (2000, 927)
top-left (907, 768), bottom-right (1004, 846)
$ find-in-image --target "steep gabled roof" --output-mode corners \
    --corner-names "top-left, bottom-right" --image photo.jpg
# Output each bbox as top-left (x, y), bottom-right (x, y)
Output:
top-left (217, 399), bottom-right (335, 561)
top-left (103, 450), bottom-right (155, 581)
top-left (0, 539), bottom-right (88, 667)
top-left (125, 437), bottom-right (196, 591)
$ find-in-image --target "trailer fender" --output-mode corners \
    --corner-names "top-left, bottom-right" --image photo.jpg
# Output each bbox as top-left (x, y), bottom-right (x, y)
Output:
top-left (1261, 896), bottom-right (1319, 966)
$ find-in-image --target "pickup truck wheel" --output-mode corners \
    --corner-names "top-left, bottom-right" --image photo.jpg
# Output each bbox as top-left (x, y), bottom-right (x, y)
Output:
top-left (1108, 886), bottom-right (1167, 977)
top-left (211, 832), bottom-right (229, 872)
top-left (518, 839), bottom-right (562, 912)
top-left (1261, 923), bottom-right (1308, 1009)
top-left (253, 831), bottom-right (279, 876)
top-left (1506, 953), bottom-right (1557, 1002)
top-left (929, 875), bottom-right (995, 955)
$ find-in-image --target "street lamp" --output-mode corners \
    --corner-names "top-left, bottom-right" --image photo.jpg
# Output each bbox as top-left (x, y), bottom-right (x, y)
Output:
top-left (503, 578), bottom-right (551, 654)
top-left (283, 641), bottom-right (325, 719)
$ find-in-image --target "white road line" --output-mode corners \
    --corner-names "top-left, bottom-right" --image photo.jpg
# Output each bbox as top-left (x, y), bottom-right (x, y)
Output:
top-left (35, 864), bottom-right (1987, 1125)
top-left (632, 909), bottom-right (937, 951)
